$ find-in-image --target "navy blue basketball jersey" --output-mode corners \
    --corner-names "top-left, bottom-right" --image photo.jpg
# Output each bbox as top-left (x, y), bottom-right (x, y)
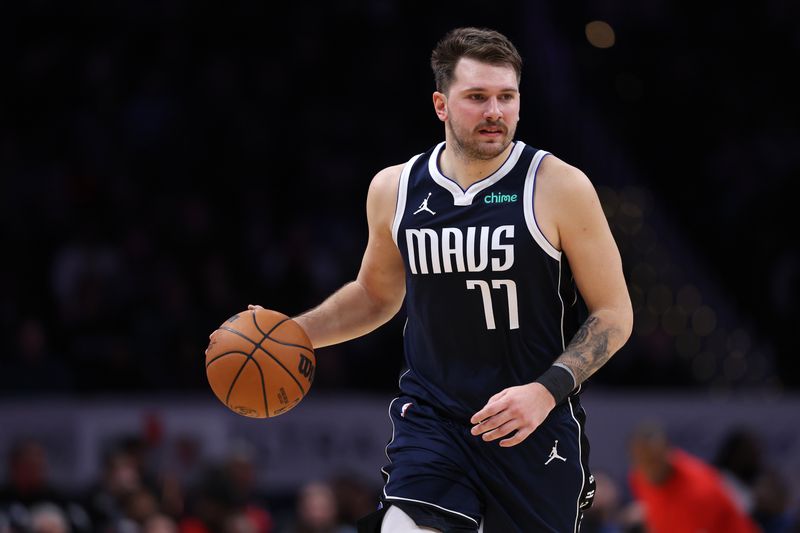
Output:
top-left (392, 141), bottom-right (584, 423)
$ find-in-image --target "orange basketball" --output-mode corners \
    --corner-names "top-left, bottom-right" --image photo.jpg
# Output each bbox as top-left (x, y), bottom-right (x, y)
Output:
top-left (205, 307), bottom-right (315, 418)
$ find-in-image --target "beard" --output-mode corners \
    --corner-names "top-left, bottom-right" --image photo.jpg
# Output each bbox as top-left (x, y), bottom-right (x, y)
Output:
top-left (446, 116), bottom-right (516, 161)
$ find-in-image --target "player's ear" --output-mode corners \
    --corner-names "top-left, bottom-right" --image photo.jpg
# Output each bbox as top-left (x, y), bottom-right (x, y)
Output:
top-left (433, 91), bottom-right (448, 122)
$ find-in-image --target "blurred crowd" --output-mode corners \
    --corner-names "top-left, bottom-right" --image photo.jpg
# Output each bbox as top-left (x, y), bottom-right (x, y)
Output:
top-left (1, 1), bottom-right (798, 398)
top-left (1, 423), bottom-right (798, 533)
top-left (585, 425), bottom-right (798, 533)
top-left (0, 434), bottom-right (376, 533)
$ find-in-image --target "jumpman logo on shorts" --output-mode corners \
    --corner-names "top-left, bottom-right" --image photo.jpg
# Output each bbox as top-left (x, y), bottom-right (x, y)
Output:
top-left (413, 192), bottom-right (436, 216)
top-left (545, 440), bottom-right (567, 465)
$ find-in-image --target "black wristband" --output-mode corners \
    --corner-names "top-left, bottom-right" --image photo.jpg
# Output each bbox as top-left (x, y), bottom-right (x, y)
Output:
top-left (535, 364), bottom-right (576, 405)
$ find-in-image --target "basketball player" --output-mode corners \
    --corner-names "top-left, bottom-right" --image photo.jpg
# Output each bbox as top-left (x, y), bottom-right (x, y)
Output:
top-left (254, 27), bottom-right (633, 532)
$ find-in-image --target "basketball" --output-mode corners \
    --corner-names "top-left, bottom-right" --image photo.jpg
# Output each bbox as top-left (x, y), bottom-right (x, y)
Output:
top-left (205, 307), bottom-right (315, 418)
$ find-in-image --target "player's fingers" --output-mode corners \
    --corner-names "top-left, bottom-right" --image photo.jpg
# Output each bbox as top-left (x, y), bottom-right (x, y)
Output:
top-left (480, 420), bottom-right (518, 442)
top-left (470, 400), bottom-right (506, 425)
top-left (499, 427), bottom-right (533, 447)
top-left (248, 304), bottom-right (264, 310)
top-left (470, 410), bottom-right (512, 436)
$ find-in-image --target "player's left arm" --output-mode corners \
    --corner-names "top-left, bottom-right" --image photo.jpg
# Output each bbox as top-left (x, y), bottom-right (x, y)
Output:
top-left (471, 161), bottom-right (632, 447)
top-left (550, 165), bottom-right (634, 387)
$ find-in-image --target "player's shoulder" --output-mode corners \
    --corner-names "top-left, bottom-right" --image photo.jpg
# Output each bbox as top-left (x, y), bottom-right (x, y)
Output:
top-left (370, 163), bottom-right (405, 191)
top-left (367, 163), bottom-right (404, 204)
top-left (537, 153), bottom-right (597, 204)
top-left (365, 163), bottom-right (405, 224)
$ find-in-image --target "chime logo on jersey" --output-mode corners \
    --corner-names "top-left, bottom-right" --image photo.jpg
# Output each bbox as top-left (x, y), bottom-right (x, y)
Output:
top-left (484, 191), bottom-right (518, 204)
top-left (405, 225), bottom-right (515, 274)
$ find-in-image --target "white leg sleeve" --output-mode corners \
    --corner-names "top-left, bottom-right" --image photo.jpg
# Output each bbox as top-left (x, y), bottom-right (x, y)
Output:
top-left (380, 505), bottom-right (442, 533)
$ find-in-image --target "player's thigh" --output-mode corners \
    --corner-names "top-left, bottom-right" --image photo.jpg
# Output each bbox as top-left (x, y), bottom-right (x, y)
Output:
top-left (381, 504), bottom-right (482, 533)
top-left (381, 505), bottom-right (440, 533)
top-left (383, 397), bottom-right (483, 528)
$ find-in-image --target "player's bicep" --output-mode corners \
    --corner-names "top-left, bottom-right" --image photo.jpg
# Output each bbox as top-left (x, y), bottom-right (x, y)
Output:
top-left (358, 226), bottom-right (406, 304)
top-left (356, 166), bottom-right (406, 309)
top-left (558, 174), bottom-right (631, 319)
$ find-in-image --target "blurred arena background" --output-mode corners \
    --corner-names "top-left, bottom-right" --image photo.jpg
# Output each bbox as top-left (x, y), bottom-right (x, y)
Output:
top-left (1, 1), bottom-right (799, 532)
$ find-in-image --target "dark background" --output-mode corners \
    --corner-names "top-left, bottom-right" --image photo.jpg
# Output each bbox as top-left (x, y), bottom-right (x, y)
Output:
top-left (1, 0), bottom-right (798, 397)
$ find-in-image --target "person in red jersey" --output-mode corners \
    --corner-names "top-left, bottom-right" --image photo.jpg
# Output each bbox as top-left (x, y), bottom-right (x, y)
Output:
top-left (628, 422), bottom-right (759, 533)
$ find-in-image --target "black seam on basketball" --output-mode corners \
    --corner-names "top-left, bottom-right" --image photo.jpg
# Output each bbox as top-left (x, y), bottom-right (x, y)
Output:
top-left (263, 319), bottom-right (313, 353)
top-left (262, 336), bottom-right (314, 355)
top-left (226, 342), bottom-right (261, 404)
top-left (219, 325), bottom-right (260, 346)
top-left (249, 309), bottom-right (291, 337)
top-left (255, 343), bottom-right (306, 396)
top-left (219, 323), bottom-right (308, 396)
top-left (222, 333), bottom-right (269, 416)
top-left (206, 350), bottom-right (251, 368)
top-left (246, 344), bottom-right (269, 416)
top-left (265, 317), bottom-right (290, 336)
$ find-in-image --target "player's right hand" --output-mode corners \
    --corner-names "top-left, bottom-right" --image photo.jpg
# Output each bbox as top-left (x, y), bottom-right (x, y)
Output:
top-left (470, 382), bottom-right (556, 447)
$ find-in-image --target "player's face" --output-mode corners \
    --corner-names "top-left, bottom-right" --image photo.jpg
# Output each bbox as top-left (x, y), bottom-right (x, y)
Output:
top-left (436, 58), bottom-right (520, 161)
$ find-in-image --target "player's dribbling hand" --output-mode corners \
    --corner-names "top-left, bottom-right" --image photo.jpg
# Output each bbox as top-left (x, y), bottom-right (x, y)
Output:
top-left (470, 382), bottom-right (556, 447)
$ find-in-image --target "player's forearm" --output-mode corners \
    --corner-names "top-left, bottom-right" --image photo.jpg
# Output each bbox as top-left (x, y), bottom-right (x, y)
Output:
top-left (293, 280), bottom-right (403, 349)
top-left (554, 309), bottom-right (632, 386)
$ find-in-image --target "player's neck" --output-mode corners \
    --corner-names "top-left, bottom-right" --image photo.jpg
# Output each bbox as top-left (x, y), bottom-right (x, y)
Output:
top-left (439, 141), bottom-right (514, 190)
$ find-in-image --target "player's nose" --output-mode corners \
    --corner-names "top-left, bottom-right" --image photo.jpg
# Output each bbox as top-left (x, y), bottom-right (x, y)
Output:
top-left (483, 97), bottom-right (503, 120)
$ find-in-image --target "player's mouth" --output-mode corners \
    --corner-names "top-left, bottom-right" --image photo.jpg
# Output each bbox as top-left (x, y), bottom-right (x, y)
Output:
top-left (477, 125), bottom-right (505, 138)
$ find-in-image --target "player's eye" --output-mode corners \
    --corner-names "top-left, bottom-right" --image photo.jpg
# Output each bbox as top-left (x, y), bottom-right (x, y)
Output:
top-left (468, 94), bottom-right (486, 101)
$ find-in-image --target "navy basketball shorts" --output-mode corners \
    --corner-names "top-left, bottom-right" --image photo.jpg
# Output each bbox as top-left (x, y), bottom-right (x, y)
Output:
top-left (380, 395), bottom-right (595, 532)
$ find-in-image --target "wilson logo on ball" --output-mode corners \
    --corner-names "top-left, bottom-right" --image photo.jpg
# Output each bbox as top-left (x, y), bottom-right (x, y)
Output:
top-left (298, 354), bottom-right (315, 381)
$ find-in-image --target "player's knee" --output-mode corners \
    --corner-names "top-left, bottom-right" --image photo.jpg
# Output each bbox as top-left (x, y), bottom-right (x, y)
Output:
top-left (381, 505), bottom-right (442, 533)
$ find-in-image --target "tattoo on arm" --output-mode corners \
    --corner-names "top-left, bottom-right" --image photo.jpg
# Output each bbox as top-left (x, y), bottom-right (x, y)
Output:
top-left (555, 315), bottom-right (615, 385)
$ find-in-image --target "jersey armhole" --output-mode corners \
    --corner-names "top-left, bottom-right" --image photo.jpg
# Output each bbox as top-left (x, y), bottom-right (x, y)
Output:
top-left (523, 150), bottom-right (561, 260)
top-left (391, 153), bottom-right (422, 245)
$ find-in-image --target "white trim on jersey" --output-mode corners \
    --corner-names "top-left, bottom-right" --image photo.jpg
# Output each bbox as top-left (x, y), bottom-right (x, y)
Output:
top-left (557, 259), bottom-right (566, 351)
top-left (392, 154), bottom-right (423, 245)
top-left (523, 150), bottom-right (561, 261)
top-left (382, 369), bottom-right (410, 480)
top-left (427, 141), bottom-right (527, 206)
top-left (567, 397), bottom-right (586, 533)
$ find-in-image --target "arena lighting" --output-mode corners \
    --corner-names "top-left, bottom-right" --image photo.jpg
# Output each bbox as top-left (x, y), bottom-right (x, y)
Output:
top-left (692, 350), bottom-right (717, 381)
top-left (676, 284), bottom-right (702, 313)
top-left (676, 331), bottom-right (701, 358)
top-left (723, 351), bottom-right (748, 381)
top-left (600, 185), bottom-right (776, 389)
top-left (647, 284), bottom-right (672, 314)
top-left (692, 305), bottom-right (718, 337)
top-left (585, 20), bottom-right (616, 49)
top-left (662, 305), bottom-right (688, 336)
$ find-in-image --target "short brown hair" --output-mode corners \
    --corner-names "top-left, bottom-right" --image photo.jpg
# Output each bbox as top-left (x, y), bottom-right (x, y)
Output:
top-left (431, 27), bottom-right (522, 94)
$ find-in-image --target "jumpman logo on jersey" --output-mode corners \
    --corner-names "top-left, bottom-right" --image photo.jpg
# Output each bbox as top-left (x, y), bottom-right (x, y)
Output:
top-left (413, 192), bottom-right (436, 216)
top-left (545, 440), bottom-right (567, 465)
